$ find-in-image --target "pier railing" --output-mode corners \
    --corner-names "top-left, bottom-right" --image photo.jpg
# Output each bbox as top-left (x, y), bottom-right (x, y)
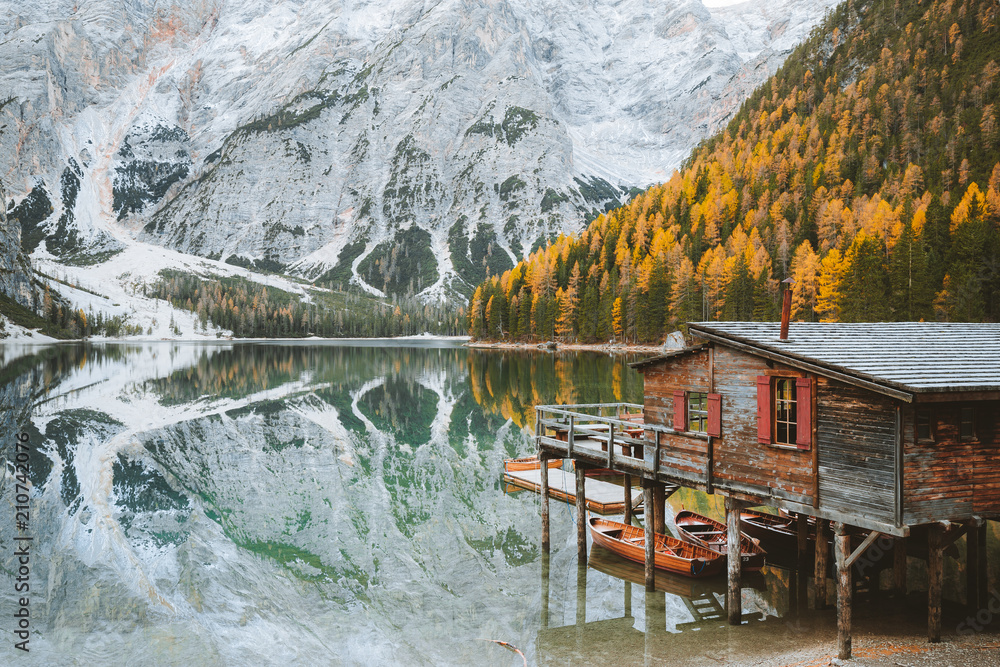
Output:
top-left (535, 403), bottom-right (709, 476)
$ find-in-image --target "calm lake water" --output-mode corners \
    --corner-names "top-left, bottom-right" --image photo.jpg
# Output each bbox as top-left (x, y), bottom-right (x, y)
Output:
top-left (0, 341), bottom-right (993, 665)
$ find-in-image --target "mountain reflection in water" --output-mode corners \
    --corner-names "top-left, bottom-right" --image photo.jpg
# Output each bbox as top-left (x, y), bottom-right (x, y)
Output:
top-left (0, 342), bottom-right (986, 665)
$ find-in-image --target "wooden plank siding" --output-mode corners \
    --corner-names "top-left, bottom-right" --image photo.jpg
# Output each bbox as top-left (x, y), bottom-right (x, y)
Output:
top-left (710, 346), bottom-right (814, 504)
top-left (901, 401), bottom-right (1000, 523)
top-left (816, 379), bottom-right (897, 525)
top-left (641, 345), bottom-right (815, 505)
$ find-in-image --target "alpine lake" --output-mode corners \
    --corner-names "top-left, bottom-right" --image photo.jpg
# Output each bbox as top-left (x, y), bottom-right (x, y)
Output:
top-left (0, 341), bottom-right (994, 665)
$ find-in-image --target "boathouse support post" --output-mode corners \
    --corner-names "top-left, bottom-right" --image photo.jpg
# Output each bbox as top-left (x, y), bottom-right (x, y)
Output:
top-left (977, 523), bottom-right (988, 609)
top-left (540, 452), bottom-right (550, 554)
top-left (653, 483), bottom-right (666, 535)
top-left (967, 520), bottom-right (980, 612)
top-left (624, 474), bottom-right (633, 524)
top-left (541, 552), bottom-right (551, 629)
top-left (928, 523), bottom-right (943, 643)
top-left (835, 521), bottom-right (852, 660)
top-left (726, 497), bottom-right (743, 625)
top-left (893, 537), bottom-right (907, 596)
top-left (796, 513), bottom-right (810, 611)
top-left (814, 519), bottom-right (828, 609)
top-left (576, 464), bottom-right (587, 564)
top-left (644, 481), bottom-right (656, 591)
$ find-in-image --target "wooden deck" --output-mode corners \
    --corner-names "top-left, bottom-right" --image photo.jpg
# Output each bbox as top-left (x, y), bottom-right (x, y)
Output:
top-left (504, 466), bottom-right (642, 515)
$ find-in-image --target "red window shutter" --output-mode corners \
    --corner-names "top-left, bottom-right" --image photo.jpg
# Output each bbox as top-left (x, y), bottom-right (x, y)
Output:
top-left (756, 376), bottom-right (772, 444)
top-left (673, 390), bottom-right (687, 431)
top-left (707, 393), bottom-right (722, 437)
top-left (795, 377), bottom-right (812, 449)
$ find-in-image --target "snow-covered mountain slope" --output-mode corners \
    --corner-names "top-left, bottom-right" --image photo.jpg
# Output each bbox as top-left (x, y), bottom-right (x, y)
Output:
top-left (1, 0), bottom-right (838, 304)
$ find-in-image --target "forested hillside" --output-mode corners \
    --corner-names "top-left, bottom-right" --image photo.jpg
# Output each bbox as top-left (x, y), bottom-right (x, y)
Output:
top-left (468, 0), bottom-right (1000, 342)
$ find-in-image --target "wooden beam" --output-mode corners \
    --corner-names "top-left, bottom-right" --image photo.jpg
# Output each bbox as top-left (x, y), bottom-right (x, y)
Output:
top-left (576, 465), bottom-right (587, 564)
top-left (835, 522), bottom-right (852, 660)
top-left (576, 561), bottom-right (587, 627)
top-left (815, 519), bottom-right (828, 609)
top-left (726, 497), bottom-right (743, 625)
top-left (644, 483), bottom-right (655, 591)
top-left (844, 531), bottom-right (883, 568)
top-left (928, 523), bottom-right (943, 643)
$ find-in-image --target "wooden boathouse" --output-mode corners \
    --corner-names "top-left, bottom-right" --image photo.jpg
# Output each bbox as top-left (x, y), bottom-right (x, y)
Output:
top-left (535, 320), bottom-right (1000, 659)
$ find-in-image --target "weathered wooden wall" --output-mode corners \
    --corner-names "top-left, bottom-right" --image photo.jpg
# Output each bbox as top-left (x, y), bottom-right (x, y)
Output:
top-left (710, 346), bottom-right (814, 504)
top-left (642, 349), bottom-right (710, 481)
top-left (817, 379), bottom-right (897, 525)
top-left (642, 345), bottom-right (815, 504)
top-left (902, 401), bottom-right (1000, 523)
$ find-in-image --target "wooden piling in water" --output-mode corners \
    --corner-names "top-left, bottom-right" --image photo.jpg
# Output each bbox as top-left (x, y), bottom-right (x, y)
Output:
top-left (977, 523), bottom-right (988, 608)
top-left (576, 465), bottom-right (587, 564)
top-left (644, 482), bottom-right (655, 591)
top-left (814, 519), bottom-right (828, 609)
top-left (624, 474), bottom-right (633, 524)
top-left (835, 521), bottom-right (852, 660)
top-left (928, 523), bottom-right (943, 643)
top-left (653, 483), bottom-right (666, 535)
top-left (540, 453), bottom-right (551, 554)
top-left (726, 496), bottom-right (743, 625)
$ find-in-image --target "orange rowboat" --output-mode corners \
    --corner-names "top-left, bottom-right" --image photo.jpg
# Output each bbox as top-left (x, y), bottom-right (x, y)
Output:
top-left (503, 456), bottom-right (562, 473)
top-left (588, 517), bottom-right (724, 578)
top-left (674, 510), bottom-right (766, 572)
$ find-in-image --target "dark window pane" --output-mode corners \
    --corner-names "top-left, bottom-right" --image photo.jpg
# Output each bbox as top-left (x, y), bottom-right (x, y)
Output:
top-left (960, 407), bottom-right (975, 440)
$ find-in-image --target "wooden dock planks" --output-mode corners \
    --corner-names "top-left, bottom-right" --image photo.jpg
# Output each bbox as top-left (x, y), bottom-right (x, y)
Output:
top-left (504, 466), bottom-right (642, 515)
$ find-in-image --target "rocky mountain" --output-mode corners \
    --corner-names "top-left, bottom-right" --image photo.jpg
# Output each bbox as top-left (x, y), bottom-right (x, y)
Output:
top-left (0, 0), bottom-right (838, 306)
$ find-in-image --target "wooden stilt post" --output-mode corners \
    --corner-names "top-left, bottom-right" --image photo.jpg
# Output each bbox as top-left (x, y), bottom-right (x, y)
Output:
top-left (624, 474), bottom-right (633, 524)
top-left (653, 483), bottom-right (666, 535)
top-left (797, 513), bottom-right (809, 566)
top-left (541, 552), bottom-right (551, 629)
top-left (540, 453), bottom-right (551, 554)
top-left (814, 519), bottom-right (828, 609)
top-left (928, 523), bottom-right (943, 643)
top-left (576, 465), bottom-right (587, 564)
top-left (726, 497), bottom-right (743, 625)
top-left (625, 579), bottom-right (633, 618)
top-left (576, 562), bottom-right (587, 627)
top-left (893, 537), bottom-right (907, 597)
top-left (968, 520), bottom-right (981, 612)
top-left (977, 523), bottom-right (988, 609)
top-left (835, 521), bottom-right (852, 660)
top-left (644, 482), bottom-right (656, 591)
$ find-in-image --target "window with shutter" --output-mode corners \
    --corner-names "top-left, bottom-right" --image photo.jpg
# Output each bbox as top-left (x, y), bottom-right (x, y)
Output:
top-left (707, 393), bottom-right (722, 437)
top-left (795, 377), bottom-right (812, 449)
top-left (673, 390), bottom-right (687, 431)
top-left (756, 376), bottom-right (772, 443)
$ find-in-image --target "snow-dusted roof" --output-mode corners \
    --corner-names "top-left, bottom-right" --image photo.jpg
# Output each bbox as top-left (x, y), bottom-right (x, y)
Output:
top-left (686, 321), bottom-right (1000, 396)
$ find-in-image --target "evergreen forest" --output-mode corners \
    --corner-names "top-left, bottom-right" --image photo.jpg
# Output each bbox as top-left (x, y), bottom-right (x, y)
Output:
top-left (468, 0), bottom-right (1000, 342)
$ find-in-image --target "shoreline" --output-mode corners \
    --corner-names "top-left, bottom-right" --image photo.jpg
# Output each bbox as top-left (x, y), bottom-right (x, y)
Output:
top-left (465, 340), bottom-right (669, 354)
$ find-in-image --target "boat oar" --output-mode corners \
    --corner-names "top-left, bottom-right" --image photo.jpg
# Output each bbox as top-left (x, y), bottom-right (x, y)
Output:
top-left (479, 639), bottom-right (527, 667)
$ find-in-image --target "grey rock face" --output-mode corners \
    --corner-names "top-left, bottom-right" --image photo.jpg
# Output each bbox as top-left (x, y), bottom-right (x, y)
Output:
top-left (0, 0), bottom-right (837, 301)
top-left (0, 178), bottom-right (38, 311)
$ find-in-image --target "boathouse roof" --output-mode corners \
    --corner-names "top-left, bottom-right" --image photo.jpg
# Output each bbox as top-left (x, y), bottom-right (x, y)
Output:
top-left (640, 322), bottom-right (1000, 400)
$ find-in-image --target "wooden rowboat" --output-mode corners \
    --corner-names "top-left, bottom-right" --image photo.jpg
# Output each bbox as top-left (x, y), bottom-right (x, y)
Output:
top-left (675, 510), bottom-right (766, 572)
top-left (739, 508), bottom-right (801, 555)
top-left (503, 455), bottom-right (562, 473)
top-left (588, 517), bottom-right (724, 578)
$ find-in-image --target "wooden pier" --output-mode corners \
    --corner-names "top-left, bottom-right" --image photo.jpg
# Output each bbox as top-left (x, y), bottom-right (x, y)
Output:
top-left (504, 466), bottom-right (643, 515)
top-left (535, 322), bottom-right (1000, 659)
